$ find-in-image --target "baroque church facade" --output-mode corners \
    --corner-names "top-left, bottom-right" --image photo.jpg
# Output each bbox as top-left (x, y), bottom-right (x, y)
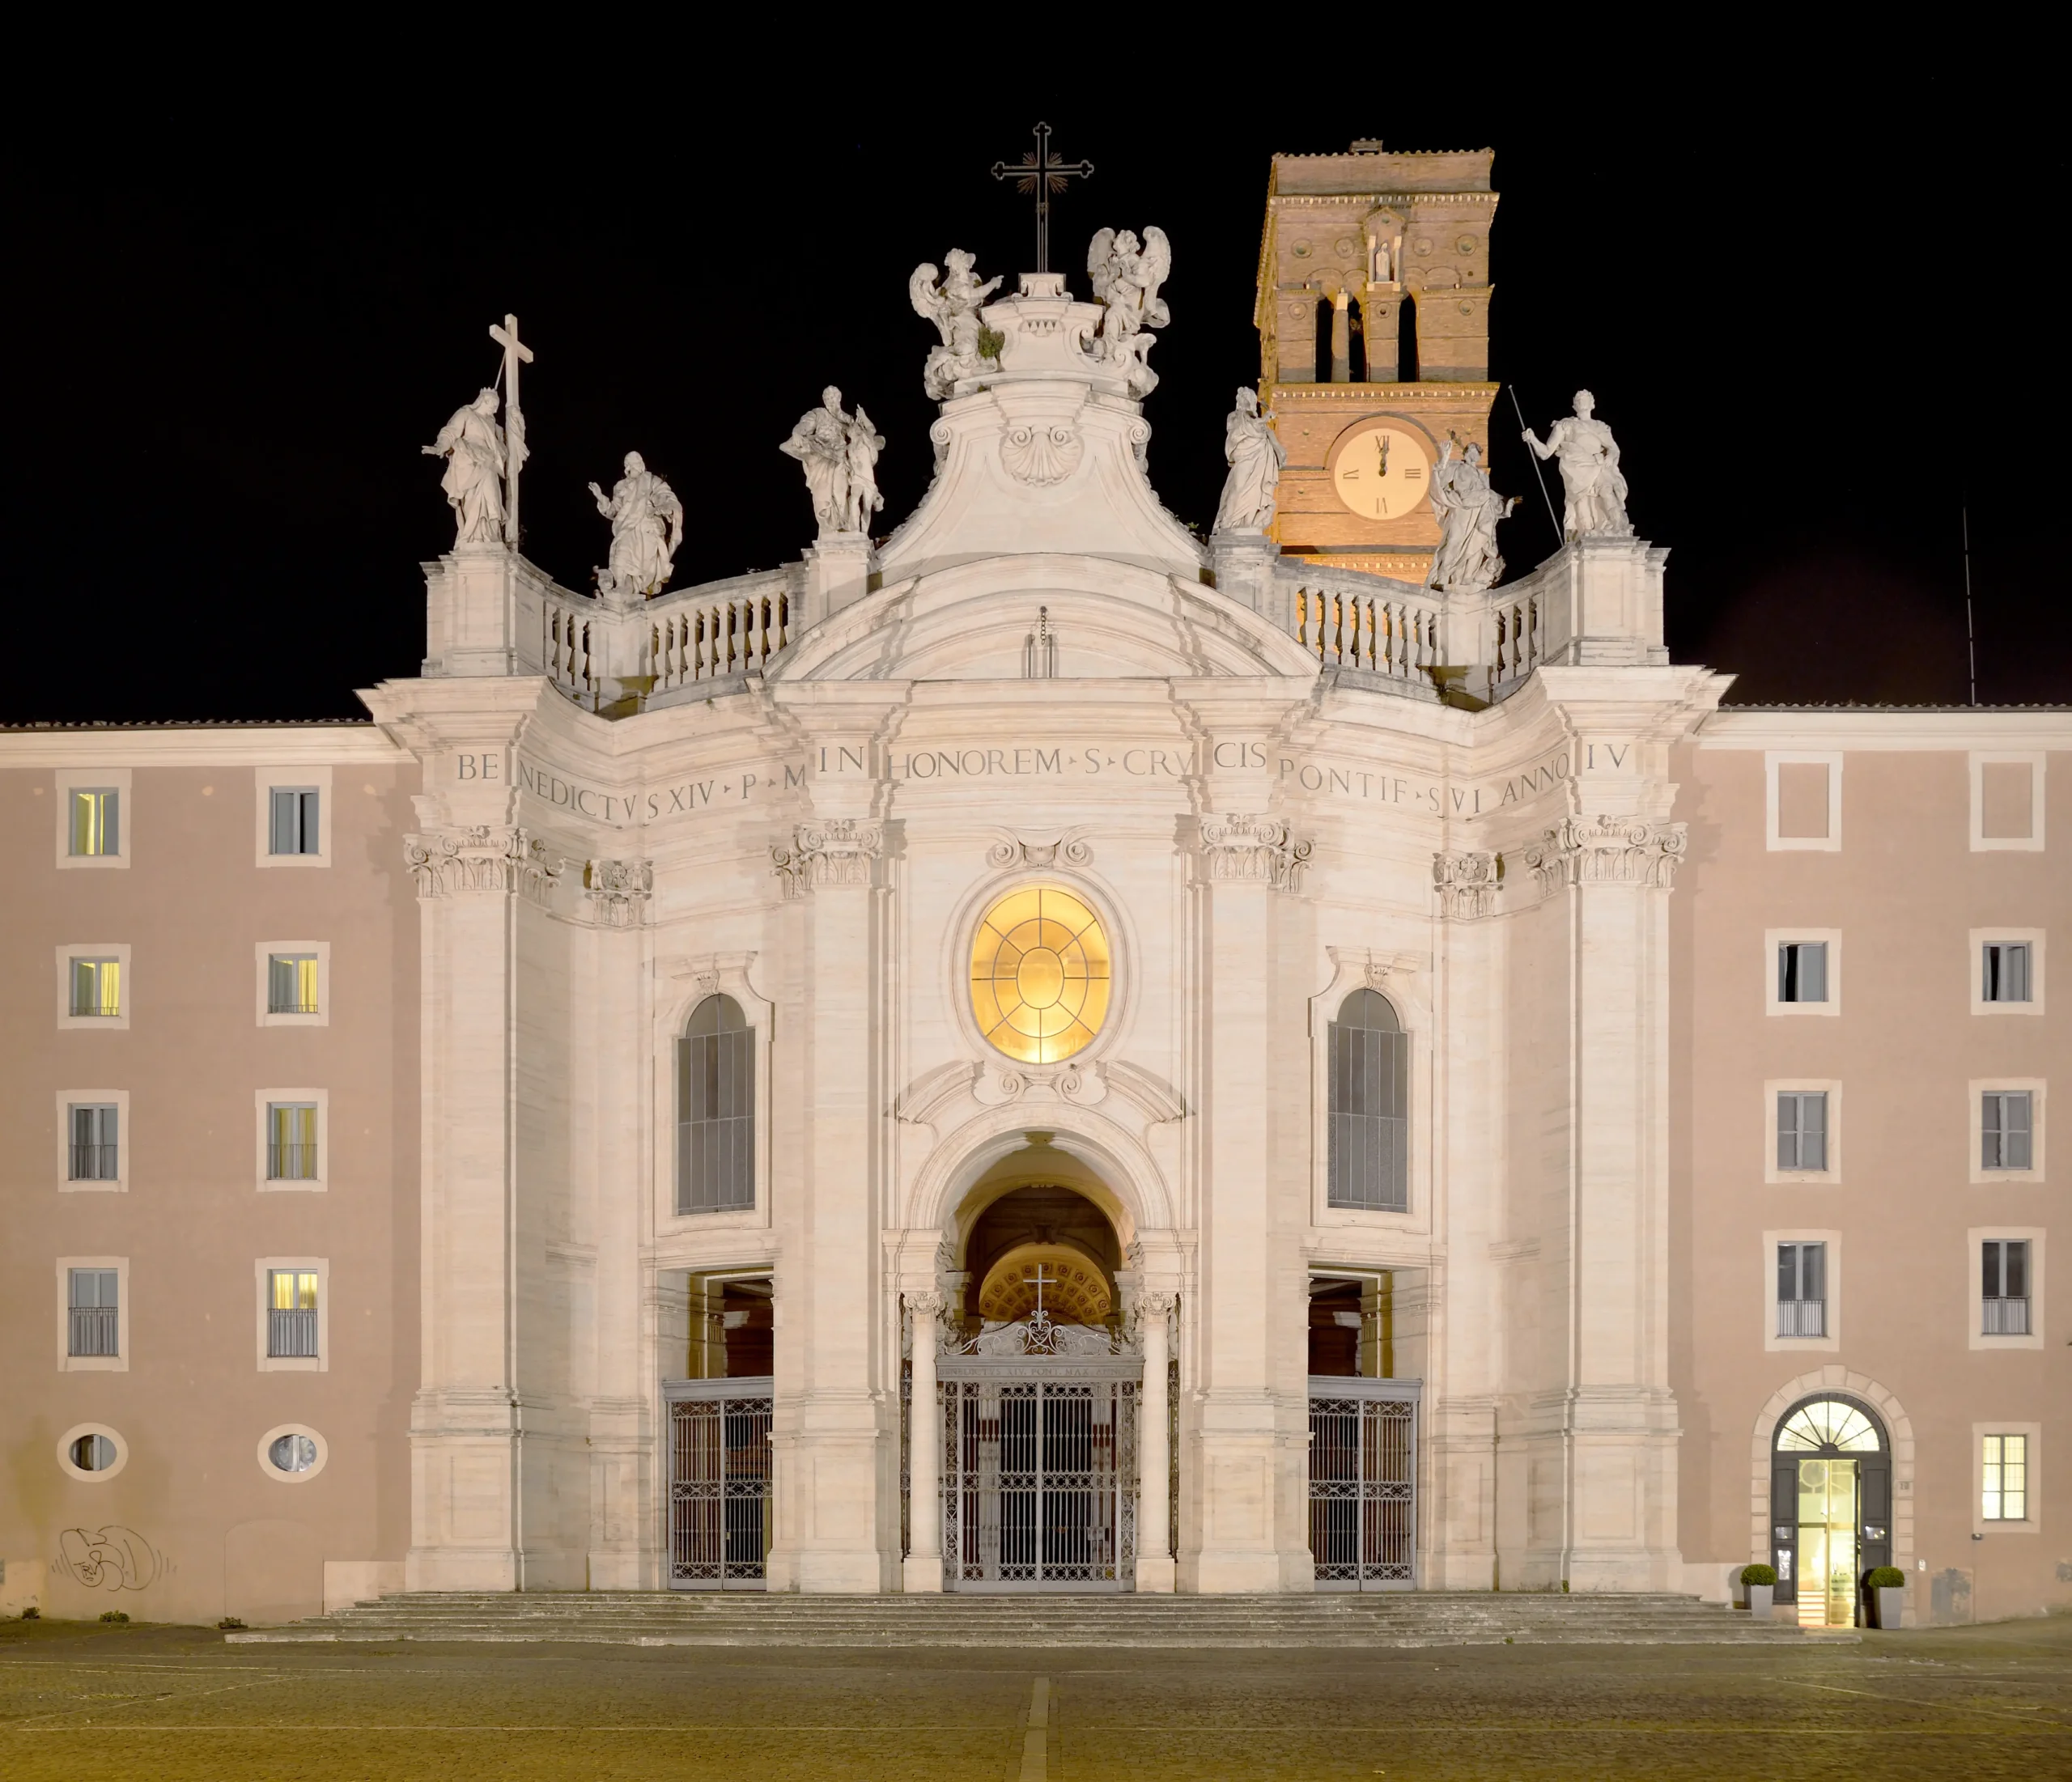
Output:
top-left (4, 146), bottom-right (2063, 1631)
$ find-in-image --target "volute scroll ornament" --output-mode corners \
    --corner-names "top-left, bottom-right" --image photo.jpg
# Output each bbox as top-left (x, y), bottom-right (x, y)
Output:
top-left (583, 857), bottom-right (653, 927)
top-left (1199, 813), bottom-right (1313, 893)
top-left (405, 826), bottom-right (565, 906)
top-left (771, 818), bottom-right (885, 898)
top-left (999, 422), bottom-right (1084, 487)
top-left (985, 831), bottom-right (1094, 870)
top-left (1433, 851), bottom-right (1498, 920)
top-left (1522, 816), bottom-right (1687, 895)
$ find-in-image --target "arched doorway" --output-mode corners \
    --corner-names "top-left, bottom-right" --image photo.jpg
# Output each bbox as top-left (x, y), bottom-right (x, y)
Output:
top-left (1771, 1394), bottom-right (1893, 1627)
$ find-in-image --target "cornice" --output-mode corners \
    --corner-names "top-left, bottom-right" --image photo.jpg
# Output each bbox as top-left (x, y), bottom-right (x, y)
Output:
top-left (1696, 708), bottom-right (2072, 750)
top-left (1269, 193), bottom-right (1497, 208)
top-left (1267, 383), bottom-right (1499, 400)
top-left (0, 724), bottom-right (410, 767)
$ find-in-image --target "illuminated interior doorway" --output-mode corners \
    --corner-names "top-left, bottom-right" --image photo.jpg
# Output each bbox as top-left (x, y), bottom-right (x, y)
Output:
top-left (1770, 1395), bottom-right (1892, 1627)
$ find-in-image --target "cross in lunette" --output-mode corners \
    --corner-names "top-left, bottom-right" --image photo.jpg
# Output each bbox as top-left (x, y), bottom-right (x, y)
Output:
top-left (1021, 1262), bottom-right (1060, 1319)
top-left (991, 122), bottom-right (1093, 274)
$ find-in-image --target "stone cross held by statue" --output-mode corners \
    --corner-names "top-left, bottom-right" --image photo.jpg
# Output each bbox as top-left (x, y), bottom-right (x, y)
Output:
top-left (1022, 1262), bottom-right (1060, 1318)
top-left (991, 122), bottom-right (1093, 274)
top-left (489, 314), bottom-right (533, 546)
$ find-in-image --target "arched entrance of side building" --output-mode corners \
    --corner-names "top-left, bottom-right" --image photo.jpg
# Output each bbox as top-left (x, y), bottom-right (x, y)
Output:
top-left (1770, 1394), bottom-right (1894, 1627)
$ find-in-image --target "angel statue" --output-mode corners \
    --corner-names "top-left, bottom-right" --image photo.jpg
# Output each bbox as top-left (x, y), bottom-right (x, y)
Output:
top-left (1212, 388), bottom-right (1286, 532)
top-left (1086, 226), bottom-right (1172, 396)
top-left (588, 452), bottom-right (684, 605)
top-left (1424, 440), bottom-right (1518, 593)
top-left (909, 249), bottom-right (1004, 400)
top-left (422, 387), bottom-right (514, 546)
top-left (1521, 390), bottom-right (1633, 540)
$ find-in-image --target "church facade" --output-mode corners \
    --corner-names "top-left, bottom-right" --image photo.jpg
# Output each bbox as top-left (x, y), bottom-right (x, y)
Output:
top-left (4, 146), bottom-right (2064, 1631)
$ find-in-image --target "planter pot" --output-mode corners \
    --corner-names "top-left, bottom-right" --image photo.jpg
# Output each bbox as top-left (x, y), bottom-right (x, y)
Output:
top-left (1875, 1585), bottom-right (1905, 1629)
top-left (1744, 1583), bottom-right (1773, 1619)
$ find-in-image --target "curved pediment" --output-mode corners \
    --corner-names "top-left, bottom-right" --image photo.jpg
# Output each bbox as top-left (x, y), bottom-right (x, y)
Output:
top-left (769, 554), bottom-right (1323, 683)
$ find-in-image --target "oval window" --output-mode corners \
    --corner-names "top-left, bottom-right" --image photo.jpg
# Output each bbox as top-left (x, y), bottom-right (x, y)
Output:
top-left (970, 885), bottom-right (1111, 1064)
top-left (268, 1434), bottom-right (319, 1474)
top-left (70, 1433), bottom-right (117, 1472)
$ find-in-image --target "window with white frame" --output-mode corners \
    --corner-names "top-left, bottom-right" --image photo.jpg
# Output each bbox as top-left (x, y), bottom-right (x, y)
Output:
top-left (269, 787), bottom-right (321, 856)
top-left (1777, 941), bottom-right (1828, 1004)
top-left (1982, 1091), bottom-right (2033, 1171)
top-left (1327, 989), bottom-right (1409, 1212)
top-left (1982, 1434), bottom-right (2028, 1521)
top-left (267, 1269), bottom-right (320, 1358)
top-left (1776, 1241), bottom-right (1826, 1338)
top-left (1981, 942), bottom-right (2033, 1005)
top-left (677, 995), bottom-right (754, 1214)
top-left (1981, 1240), bottom-right (2032, 1336)
top-left (68, 788), bottom-right (120, 858)
top-left (268, 953), bottom-right (320, 1016)
top-left (1777, 1091), bottom-right (1828, 1173)
top-left (267, 1102), bottom-right (319, 1182)
top-left (68, 1268), bottom-right (120, 1356)
top-left (68, 957), bottom-right (121, 1019)
top-left (68, 1104), bottom-right (118, 1182)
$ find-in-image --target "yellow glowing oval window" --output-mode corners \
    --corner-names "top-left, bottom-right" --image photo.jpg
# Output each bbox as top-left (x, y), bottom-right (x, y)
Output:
top-left (970, 885), bottom-right (1111, 1064)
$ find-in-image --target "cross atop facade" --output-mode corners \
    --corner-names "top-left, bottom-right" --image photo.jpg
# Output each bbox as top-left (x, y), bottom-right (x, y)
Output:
top-left (991, 122), bottom-right (1093, 274)
top-left (1021, 1262), bottom-right (1060, 1318)
top-left (489, 313), bottom-right (533, 546)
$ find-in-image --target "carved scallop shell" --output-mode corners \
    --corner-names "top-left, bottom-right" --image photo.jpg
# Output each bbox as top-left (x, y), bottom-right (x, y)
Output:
top-left (1000, 423), bottom-right (1083, 487)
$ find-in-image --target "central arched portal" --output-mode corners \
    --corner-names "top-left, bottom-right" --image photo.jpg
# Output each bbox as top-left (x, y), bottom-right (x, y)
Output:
top-left (921, 1152), bottom-right (1158, 1593)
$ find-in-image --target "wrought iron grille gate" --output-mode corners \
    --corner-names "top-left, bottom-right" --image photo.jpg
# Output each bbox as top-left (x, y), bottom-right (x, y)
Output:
top-left (1307, 1377), bottom-right (1419, 1589)
top-left (939, 1364), bottom-right (1139, 1590)
top-left (664, 1377), bottom-right (772, 1589)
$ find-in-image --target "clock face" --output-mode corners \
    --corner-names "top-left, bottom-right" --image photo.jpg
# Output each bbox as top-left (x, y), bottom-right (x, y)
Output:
top-left (1331, 422), bottom-right (1430, 520)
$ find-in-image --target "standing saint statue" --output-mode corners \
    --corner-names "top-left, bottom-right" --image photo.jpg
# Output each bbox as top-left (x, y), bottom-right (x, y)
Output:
top-left (587, 452), bottom-right (684, 604)
top-left (781, 387), bottom-right (873, 536)
top-left (1425, 441), bottom-right (1518, 592)
top-left (1521, 390), bottom-right (1633, 540)
top-left (422, 387), bottom-right (512, 546)
top-left (1212, 388), bottom-right (1285, 532)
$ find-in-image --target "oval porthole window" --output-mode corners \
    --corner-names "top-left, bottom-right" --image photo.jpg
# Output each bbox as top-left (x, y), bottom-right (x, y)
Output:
top-left (72, 1434), bottom-right (117, 1471)
top-left (56, 1423), bottom-right (128, 1482)
top-left (256, 1423), bottom-right (329, 1483)
top-left (970, 885), bottom-right (1111, 1065)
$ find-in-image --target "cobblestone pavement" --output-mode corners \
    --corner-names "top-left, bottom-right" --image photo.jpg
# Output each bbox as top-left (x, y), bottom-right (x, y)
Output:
top-left (1, 1614), bottom-right (2066, 1780)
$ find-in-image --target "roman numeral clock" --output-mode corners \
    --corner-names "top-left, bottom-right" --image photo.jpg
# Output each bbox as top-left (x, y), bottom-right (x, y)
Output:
top-left (1330, 421), bottom-right (1430, 521)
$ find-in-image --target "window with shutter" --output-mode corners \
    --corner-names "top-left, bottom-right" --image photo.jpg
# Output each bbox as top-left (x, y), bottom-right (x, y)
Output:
top-left (69, 1104), bottom-right (118, 1181)
top-left (1981, 1092), bottom-right (2032, 1170)
top-left (267, 1269), bottom-right (320, 1357)
top-left (267, 1103), bottom-right (319, 1180)
top-left (268, 954), bottom-right (320, 1015)
top-left (69, 789), bottom-right (119, 856)
top-left (1982, 943), bottom-right (2032, 1004)
top-left (269, 788), bottom-right (320, 855)
top-left (1777, 942), bottom-right (1828, 1003)
top-left (1327, 989), bottom-right (1409, 1212)
top-left (1777, 1092), bottom-right (1828, 1172)
top-left (677, 995), bottom-right (754, 1214)
top-left (67, 1268), bottom-right (120, 1356)
top-left (68, 957), bottom-right (121, 1018)
top-left (1981, 1239), bottom-right (2032, 1335)
top-left (1776, 1241), bottom-right (1827, 1337)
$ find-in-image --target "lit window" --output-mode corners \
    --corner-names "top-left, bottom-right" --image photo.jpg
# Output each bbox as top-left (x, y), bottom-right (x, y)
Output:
top-left (1982, 943), bottom-right (2032, 1004)
top-left (67, 1268), bottom-right (119, 1357)
top-left (1777, 941), bottom-right (1828, 1003)
top-left (268, 954), bottom-right (320, 1016)
top-left (1777, 1092), bottom-right (1828, 1172)
top-left (267, 1270), bottom-right (319, 1358)
top-left (69, 957), bottom-right (121, 1018)
top-left (677, 995), bottom-right (753, 1215)
top-left (69, 789), bottom-right (120, 857)
top-left (1982, 1434), bottom-right (2027, 1521)
top-left (969, 885), bottom-right (1110, 1065)
top-left (267, 1104), bottom-right (318, 1181)
top-left (269, 787), bottom-right (320, 856)
top-left (268, 1433), bottom-right (318, 1473)
top-left (1776, 1242), bottom-right (1827, 1339)
top-left (1981, 1093), bottom-right (2033, 1170)
top-left (1981, 1241), bottom-right (2032, 1336)
top-left (1328, 989), bottom-right (1408, 1211)
top-left (1776, 1398), bottom-right (1878, 1452)
top-left (69, 1104), bottom-right (119, 1182)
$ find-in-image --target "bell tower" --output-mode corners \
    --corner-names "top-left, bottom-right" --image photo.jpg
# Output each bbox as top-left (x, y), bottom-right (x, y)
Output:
top-left (1255, 142), bottom-right (1499, 584)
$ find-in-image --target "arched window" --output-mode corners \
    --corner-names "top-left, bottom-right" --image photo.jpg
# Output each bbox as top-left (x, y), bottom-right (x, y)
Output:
top-left (1770, 1394), bottom-right (1892, 1628)
top-left (1346, 298), bottom-right (1367, 382)
top-left (1397, 293), bottom-right (1419, 381)
top-left (1328, 989), bottom-right (1408, 1211)
top-left (678, 995), bottom-right (754, 1214)
top-left (1314, 298), bottom-right (1334, 383)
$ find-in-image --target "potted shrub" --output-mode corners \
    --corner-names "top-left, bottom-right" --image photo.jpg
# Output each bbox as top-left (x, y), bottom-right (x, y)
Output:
top-left (1739, 1563), bottom-right (1777, 1619)
top-left (1867, 1565), bottom-right (1906, 1629)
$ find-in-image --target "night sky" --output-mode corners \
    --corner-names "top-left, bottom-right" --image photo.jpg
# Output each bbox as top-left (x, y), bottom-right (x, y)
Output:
top-left (6, 68), bottom-right (2063, 722)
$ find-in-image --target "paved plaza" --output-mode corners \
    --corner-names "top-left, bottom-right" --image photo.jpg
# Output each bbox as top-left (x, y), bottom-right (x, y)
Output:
top-left (1, 1613), bottom-right (2066, 1780)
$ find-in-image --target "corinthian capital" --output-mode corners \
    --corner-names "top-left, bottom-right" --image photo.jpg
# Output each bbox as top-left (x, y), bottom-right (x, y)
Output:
top-left (1198, 813), bottom-right (1312, 892)
top-left (771, 818), bottom-right (884, 898)
top-left (405, 826), bottom-right (565, 906)
top-left (1522, 815), bottom-right (1687, 895)
top-left (1433, 850), bottom-right (1498, 919)
top-left (583, 857), bottom-right (652, 927)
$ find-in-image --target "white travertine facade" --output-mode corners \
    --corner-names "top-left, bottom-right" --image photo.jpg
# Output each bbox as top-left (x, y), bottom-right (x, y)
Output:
top-left (3, 158), bottom-right (2063, 1631)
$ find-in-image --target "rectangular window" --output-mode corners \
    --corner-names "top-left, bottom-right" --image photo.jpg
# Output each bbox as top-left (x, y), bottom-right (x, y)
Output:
top-left (67, 1267), bottom-right (119, 1356)
top-left (1982, 1434), bottom-right (2028, 1521)
top-left (677, 1026), bottom-right (754, 1214)
top-left (1982, 943), bottom-right (2033, 1005)
top-left (1981, 1240), bottom-right (2032, 1336)
top-left (1777, 1091), bottom-right (1828, 1173)
top-left (69, 957), bottom-right (121, 1019)
top-left (1982, 1092), bottom-right (2034, 1171)
top-left (1776, 1241), bottom-right (1826, 1338)
top-left (267, 954), bottom-right (320, 1016)
top-left (267, 1269), bottom-right (320, 1358)
top-left (267, 1103), bottom-right (318, 1181)
top-left (269, 788), bottom-right (320, 856)
top-left (1777, 941), bottom-right (1828, 1004)
top-left (68, 1104), bottom-right (119, 1182)
top-left (69, 789), bottom-right (119, 857)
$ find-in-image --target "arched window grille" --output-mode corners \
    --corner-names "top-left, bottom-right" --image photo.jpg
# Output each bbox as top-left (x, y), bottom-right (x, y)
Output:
top-left (1328, 989), bottom-right (1408, 1211)
top-left (678, 995), bottom-right (754, 1214)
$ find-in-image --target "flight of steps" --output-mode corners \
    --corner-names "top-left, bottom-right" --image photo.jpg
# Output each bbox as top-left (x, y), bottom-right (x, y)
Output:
top-left (230, 1590), bottom-right (1821, 1647)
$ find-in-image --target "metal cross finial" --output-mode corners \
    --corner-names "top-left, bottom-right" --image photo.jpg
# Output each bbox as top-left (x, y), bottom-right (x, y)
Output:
top-left (991, 122), bottom-right (1093, 274)
top-left (488, 313), bottom-right (533, 546)
top-left (1022, 1263), bottom-right (1060, 1317)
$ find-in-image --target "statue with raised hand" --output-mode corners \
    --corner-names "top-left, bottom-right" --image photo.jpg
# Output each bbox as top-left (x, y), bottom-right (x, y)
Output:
top-left (1521, 390), bottom-right (1632, 540)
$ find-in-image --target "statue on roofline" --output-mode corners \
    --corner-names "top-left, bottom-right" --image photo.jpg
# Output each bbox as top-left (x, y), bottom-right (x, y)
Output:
top-left (1212, 387), bottom-right (1285, 533)
top-left (780, 386), bottom-right (884, 538)
top-left (909, 249), bottom-right (1004, 399)
top-left (422, 387), bottom-right (513, 547)
top-left (1522, 390), bottom-right (1633, 541)
top-left (1425, 440), bottom-right (1518, 593)
top-left (588, 452), bottom-right (683, 605)
top-left (1086, 225), bottom-right (1172, 397)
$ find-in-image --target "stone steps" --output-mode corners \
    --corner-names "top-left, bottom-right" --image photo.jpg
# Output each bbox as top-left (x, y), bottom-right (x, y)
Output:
top-left (230, 1590), bottom-right (1823, 1647)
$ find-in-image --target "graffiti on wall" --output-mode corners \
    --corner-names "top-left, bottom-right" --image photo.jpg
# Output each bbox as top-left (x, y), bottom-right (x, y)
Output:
top-left (54, 1526), bottom-right (163, 1593)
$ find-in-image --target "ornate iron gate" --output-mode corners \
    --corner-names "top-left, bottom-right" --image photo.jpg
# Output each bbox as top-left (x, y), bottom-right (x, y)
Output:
top-left (1307, 1377), bottom-right (1419, 1589)
top-left (663, 1377), bottom-right (772, 1589)
top-left (939, 1356), bottom-right (1139, 1591)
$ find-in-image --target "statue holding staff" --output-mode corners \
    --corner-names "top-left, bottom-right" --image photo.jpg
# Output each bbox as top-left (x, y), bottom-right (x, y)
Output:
top-left (1521, 390), bottom-right (1632, 540)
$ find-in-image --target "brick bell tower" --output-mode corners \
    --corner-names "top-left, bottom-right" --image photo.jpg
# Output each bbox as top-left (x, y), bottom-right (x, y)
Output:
top-left (1255, 142), bottom-right (1498, 585)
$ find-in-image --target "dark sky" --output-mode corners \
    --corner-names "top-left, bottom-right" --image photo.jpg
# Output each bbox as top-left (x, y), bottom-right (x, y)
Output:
top-left (5, 62), bottom-right (2063, 721)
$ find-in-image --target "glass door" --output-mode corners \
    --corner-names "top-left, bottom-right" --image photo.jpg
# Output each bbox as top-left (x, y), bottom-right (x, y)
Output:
top-left (1795, 1458), bottom-right (1858, 1627)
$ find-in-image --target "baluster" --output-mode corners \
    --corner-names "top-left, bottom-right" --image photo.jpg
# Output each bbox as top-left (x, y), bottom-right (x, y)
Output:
top-left (776, 589), bottom-right (791, 653)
